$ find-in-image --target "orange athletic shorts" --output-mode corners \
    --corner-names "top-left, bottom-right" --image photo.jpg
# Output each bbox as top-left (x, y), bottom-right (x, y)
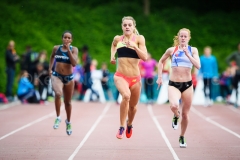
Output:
top-left (114, 71), bottom-right (141, 88)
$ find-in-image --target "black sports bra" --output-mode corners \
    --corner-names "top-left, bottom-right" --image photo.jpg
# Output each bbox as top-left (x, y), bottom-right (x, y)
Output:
top-left (116, 35), bottom-right (139, 59)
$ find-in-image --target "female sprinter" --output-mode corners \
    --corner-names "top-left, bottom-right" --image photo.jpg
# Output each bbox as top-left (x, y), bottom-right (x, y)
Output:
top-left (110, 16), bottom-right (148, 139)
top-left (49, 31), bottom-right (78, 135)
top-left (156, 28), bottom-right (200, 147)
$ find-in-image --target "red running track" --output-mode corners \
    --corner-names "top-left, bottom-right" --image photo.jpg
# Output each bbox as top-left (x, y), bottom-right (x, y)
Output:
top-left (0, 101), bottom-right (240, 160)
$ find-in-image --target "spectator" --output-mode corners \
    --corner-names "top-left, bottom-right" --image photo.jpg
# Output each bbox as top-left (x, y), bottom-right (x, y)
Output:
top-left (101, 62), bottom-right (112, 101)
top-left (199, 46), bottom-right (218, 106)
top-left (5, 40), bottom-right (19, 101)
top-left (24, 45), bottom-right (39, 83)
top-left (17, 71), bottom-right (40, 104)
top-left (219, 67), bottom-right (232, 103)
top-left (140, 53), bottom-right (157, 103)
top-left (226, 43), bottom-right (240, 107)
top-left (79, 45), bottom-right (99, 101)
top-left (35, 63), bottom-right (49, 103)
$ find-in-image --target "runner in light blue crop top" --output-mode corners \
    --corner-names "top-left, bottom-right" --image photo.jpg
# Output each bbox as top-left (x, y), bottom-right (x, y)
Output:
top-left (171, 45), bottom-right (193, 68)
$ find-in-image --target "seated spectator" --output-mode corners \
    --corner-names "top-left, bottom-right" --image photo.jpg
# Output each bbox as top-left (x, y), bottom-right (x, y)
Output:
top-left (17, 71), bottom-right (40, 104)
top-left (101, 63), bottom-right (112, 101)
top-left (219, 67), bottom-right (233, 103)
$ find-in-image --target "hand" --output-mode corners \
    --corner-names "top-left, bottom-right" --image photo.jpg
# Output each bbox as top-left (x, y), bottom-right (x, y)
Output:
top-left (110, 57), bottom-right (116, 64)
top-left (183, 45), bottom-right (190, 57)
top-left (156, 77), bottom-right (162, 90)
top-left (48, 70), bottom-right (52, 77)
top-left (64, 43), bottom-right (71, 51)
top-left (125, 41), bottom-right (137, 49)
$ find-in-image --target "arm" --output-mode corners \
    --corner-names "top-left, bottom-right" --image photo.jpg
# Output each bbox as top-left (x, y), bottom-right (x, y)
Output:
top-left (110, 35), bottom-right (119, 64)
top-left (157, 48), bottom-right (172, 78)
top-left (6, 50), bottom-right (19, 62)
top-left (213, 56), bottom-right (219, 77)
top-left (67, 46), bottom-right (78, 67)
top-left (156, 48), bottom-right (172, 88)
top-left (226, 52), bottom-right (235, 66)
top-left (127, 35), bottom-right (148, 61)
top-left (48, 46), bottom-right (58, 75)
top-left (184, 47), bottom-right (201, 69)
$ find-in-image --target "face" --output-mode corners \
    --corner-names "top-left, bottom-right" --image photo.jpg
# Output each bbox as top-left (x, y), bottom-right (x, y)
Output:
top-left (178, 30), bottom-right (189, 46)
top-left (122, 20), bottom-right (135, 36)
top-left (8, 41), bottom-right (15, 49)
top-left (62, 33), bottom-right (72, 45)
top-left (204, 47), bottom-right (211, 56)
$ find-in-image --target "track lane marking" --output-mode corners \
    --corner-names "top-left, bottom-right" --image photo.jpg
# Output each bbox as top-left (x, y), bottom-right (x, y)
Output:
top-left (191, 107), bottom-right (240, 138)
top-left (68, 103), bottom-right (111, 160)
top-left (147, 105), bottom-right (180, 160)
top-left (0, 105), bottom-right (64, 141)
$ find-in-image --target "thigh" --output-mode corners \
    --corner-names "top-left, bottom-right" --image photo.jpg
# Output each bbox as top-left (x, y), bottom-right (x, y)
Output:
top-left (129, 82), bottom-right (141, 107)
top-left (51, 76), bottom-right (64, 94)
top-left (168, 86), bottom-right (181, 106)
top-left (63, 80), bottom-right (75, 102)
top-left (181, 86), bottom-right (193, 113)
top-left (114, 75), bottom-right (130, 96)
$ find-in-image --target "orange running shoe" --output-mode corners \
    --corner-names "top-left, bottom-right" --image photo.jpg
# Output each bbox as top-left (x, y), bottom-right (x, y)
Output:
top-left (116, 127), bottom-right (125, 139)
top-left (126, 124), bottom-right (133, 138)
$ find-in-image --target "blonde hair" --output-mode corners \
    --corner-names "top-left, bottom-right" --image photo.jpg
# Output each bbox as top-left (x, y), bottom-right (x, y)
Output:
top-left (173, 28), bottom-right (191, 46)
top-left (122, 16), bottom-right (139, 35)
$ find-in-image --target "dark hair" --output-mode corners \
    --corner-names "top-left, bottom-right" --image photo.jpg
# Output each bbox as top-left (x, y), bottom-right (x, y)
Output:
top-left (81, 45), bottom-right (88, 52)
top-left (62, 30), bottom-right (73, 38)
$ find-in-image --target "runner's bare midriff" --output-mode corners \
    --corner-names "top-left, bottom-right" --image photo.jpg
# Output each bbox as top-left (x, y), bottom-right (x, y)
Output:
top-left (55, 63), bottom-right (73, 75)
top-left (170, 67), bottom-right (192, 82)
top-left (117, 58), bottom-right (140, 77)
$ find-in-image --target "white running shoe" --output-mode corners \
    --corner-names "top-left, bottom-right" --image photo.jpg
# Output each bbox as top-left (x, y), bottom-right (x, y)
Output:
top-left (53, 118), bottom-right (61, 129)
top-left (179, 136), bottom-right (187, 148)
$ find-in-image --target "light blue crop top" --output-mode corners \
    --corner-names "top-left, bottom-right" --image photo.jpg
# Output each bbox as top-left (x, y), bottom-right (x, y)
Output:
top-left (171, 46), bottom-right (193, 68)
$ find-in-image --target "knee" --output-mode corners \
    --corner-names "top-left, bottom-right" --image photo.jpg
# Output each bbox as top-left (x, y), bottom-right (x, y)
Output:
top-left (129, 105), bottom-right (137, 111)
top-left (64, 100), bottom-right (72, 107)
top-left (170, 103), bottom-right (179, 110)
top-left (55, 91), bottom-right (62, 99)
top-left (122, 92), bottom-right (131, 102)
top-left (182, 112), bottom-right (189, 120)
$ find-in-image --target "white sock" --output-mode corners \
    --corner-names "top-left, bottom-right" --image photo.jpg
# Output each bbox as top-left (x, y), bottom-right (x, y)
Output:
top-left (57, 116), bottom-right (61, 120)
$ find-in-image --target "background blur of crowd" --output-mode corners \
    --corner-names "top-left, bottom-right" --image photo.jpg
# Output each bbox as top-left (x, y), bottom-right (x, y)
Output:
top-left (2, 40), bottom-right (240, 108)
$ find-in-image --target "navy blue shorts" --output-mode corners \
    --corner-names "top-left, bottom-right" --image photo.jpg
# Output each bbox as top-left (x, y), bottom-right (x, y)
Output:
top-left (52, 71), bottom-right (74, 84)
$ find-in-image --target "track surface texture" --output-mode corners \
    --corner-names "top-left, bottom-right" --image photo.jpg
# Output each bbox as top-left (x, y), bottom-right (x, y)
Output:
top-left (0, 101), bottom-right (239, 160)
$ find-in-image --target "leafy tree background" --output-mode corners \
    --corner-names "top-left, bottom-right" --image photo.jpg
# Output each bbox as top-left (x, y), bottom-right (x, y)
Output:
top-left (0, 0), bottom-right (239, 93)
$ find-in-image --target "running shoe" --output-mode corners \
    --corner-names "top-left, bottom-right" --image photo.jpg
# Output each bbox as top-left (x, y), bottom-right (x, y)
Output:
top-left (126, 122), bottom-right (133, 138)
top-left (116, 127), bottom-right (125, 139)
top-left (65, 120), bottom-right (72, 136)
top-left (179, 136), bottom-right (187, 148)
top-left (53, 118), bottom-right (61, 129)
top-left (172, 111), bottom-right (180, 130)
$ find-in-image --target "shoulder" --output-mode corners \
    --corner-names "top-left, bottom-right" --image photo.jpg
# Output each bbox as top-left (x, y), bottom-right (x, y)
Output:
top-left (167, 47), bottom-right (175, 53)
top-left (136, 35), bottom-right (145, 41)
top-left (72, 46), bottom-right (79, 51)
top-left (190, 46), bottom-right (199, 54)
top-left (113, 35), bottom-right (122, 42)
top-left (53, 45), bottom-right (60, 51)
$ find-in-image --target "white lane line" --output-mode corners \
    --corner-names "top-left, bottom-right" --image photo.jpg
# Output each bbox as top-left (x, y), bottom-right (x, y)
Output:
top-left (68, 103), bottom-right (111, 160)
top-left (0, 101), bottom-right (21, 111)
top-left (191, 107), bottom-right (240, 138)
top-left (0, 105), bottom-right (64, 141)
top-left (147, 105), bottom-right (180, 160)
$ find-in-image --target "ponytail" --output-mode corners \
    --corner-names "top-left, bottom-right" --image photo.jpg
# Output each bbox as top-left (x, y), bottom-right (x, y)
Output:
top-left (134, 28), bottom-right (139, 35)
